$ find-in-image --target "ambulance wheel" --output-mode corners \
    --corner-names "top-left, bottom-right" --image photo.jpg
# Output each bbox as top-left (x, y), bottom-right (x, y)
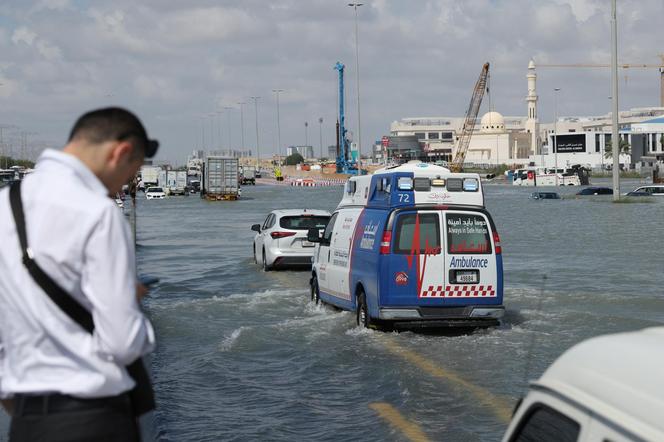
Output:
top-left (357, 292), bottom-right (372, 328)
top-left (311, 277), bottom-right (320, 305)
top-left (262, 249), bottom-right (271, 271)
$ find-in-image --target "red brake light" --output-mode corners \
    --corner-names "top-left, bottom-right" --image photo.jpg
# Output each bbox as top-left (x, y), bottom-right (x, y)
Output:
top-left (271, 231), bottom-right (296, 239)
top-left (492, 231), bottom-right (502, 255)
top-left (380, 231), bottom-right (392, 254)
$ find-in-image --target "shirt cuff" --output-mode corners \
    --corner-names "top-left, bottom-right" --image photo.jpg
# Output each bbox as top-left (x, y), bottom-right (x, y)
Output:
top-left (141, 319), bottom-right (156, 355)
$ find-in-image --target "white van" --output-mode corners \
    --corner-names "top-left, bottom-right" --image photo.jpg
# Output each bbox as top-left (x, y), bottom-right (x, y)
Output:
top-left (307, 162), bottom-right (504, 329)
top-left (503, 327), bottom-right (664, 441)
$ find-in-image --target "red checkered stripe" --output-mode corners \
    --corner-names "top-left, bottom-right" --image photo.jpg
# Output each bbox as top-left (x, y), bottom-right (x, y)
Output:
top-left (420, 285), bottom-right (496, 298)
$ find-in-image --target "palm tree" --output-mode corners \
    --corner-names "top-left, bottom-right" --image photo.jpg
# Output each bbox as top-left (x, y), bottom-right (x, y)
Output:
top-left (604, 138), bottom-right (630, 159)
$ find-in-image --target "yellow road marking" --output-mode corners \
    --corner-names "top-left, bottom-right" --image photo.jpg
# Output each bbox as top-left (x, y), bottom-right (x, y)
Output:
top-left (370, 402), bottom-right (431, 442)
top-left (382, 339), bottom-right (513, 424)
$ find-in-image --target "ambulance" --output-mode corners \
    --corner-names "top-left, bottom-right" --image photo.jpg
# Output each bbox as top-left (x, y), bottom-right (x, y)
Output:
top-left (307, 161), bottom-right (504, 329)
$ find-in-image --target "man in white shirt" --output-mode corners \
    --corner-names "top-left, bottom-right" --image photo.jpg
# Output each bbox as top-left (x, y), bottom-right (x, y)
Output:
top-left (0, 107), bottom-right (158, 441)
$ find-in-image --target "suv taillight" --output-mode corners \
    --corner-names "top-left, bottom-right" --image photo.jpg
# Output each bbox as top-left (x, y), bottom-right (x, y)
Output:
top-left (271, 231), bottom-right (296, 239)
top-left (493, 231), bottom-right (502, 255)
top-left (380, 231), bottom-right (392, 254)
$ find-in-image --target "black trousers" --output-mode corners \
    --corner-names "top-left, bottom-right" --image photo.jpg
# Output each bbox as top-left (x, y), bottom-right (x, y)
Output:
top-left (9, 393), bottom-right (139, 442)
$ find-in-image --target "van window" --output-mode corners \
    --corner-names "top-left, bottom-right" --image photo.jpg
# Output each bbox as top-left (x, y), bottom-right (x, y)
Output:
top-left (394, 213), bottom-right (440, 254)
top-left (322, 213), bottom-right (338, 243)
top-left (511, 404), bottom-right (580, 442)
top-left (446, 213), bottom-right (491, 254)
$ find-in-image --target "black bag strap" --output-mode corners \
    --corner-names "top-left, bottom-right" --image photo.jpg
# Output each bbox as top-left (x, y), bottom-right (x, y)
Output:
top-left (10, 182), bottom-right (94, 333)
top-left (8, 181), bottom-right (155, 416)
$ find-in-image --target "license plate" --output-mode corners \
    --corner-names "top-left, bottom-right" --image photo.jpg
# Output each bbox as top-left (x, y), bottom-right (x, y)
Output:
top-left (302, 241), bottom-right (315, 247)
top-left (455, 271), bottom-right (478, 283)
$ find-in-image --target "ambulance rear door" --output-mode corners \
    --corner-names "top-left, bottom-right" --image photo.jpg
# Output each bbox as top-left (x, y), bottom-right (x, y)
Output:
top-left (384, 209), bottom-right (446, 306)
top-left (443, 210), bottom-right (501, 306)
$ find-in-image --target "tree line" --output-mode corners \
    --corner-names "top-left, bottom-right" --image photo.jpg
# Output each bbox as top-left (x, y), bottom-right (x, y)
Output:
top-left (0, 156), bottom-right (36, 169)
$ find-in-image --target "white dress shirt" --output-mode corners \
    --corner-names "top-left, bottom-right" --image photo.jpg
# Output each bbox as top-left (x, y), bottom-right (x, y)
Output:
top-left (0, 149), bottom-right (155, 399)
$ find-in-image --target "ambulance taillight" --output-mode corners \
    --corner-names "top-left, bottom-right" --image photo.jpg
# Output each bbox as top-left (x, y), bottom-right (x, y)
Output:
top-left (493, 231), bottom-right (502, 255)
top-left (380, 231), bottom-right (392, 254)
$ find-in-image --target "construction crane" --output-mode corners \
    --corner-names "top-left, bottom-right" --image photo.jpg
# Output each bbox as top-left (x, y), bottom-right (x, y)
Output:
top-left (449, 62), bottom-right (490, 173)
top-left (535, 56), bottom-right (664, 106)
top-left (334, 61), bottom-right (356, 174)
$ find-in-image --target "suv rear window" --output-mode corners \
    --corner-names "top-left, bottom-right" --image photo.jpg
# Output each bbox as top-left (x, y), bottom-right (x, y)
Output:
top-left (446, 213), bottom-right (492, 254)
top-left (279, 215), bottom-right (330, 230)
top-left (394, 213), bottom-right (440, 254)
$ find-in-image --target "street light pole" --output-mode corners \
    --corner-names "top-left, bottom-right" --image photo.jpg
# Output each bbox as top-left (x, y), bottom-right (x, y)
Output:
top-left (554, 87), bottom-right (560, 186)
top-left (250, 96), bottom-right (261, 165)
top-left (208, 113), bottom-right (216, 150)
top-left (304, 121), bottom-right (308, 147)
top-left (237, 102), bottom-right (246, 152)
top-left (200, 116), bottom-right (206, 150)
top-left (318, 117), bottom-right (323, 160)
top-left (216, 111), bottom-right (223, 150)
top-left (348, 2), bottom-right (363, 173)
top-left (223, 107), bottom-right (233, 153)
top-left (610, 0), bottom-right (620, 200)
top-left (272, 89), bottom-right (284, 165)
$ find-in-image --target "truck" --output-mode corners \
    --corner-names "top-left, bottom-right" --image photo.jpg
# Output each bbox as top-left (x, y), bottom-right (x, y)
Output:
top-left (203, 156), bottom-right (240, 201)
top-left (140, 165), bottom-right (161, 188)
top-left (157, 170), bottom-right (188, 195)
top-left (239, 166), bottom-right (256, 185)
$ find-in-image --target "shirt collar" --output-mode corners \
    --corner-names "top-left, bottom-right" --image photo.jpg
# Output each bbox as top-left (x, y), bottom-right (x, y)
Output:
top-left (36, 149), bottom-right (109, 196)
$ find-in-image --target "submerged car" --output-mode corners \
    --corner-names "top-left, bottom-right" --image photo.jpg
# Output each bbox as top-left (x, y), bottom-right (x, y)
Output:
top-left (575, 186), bottom-right (613, 196)
top-left (145, 187), bottom-right (166, 199)
top-left (252, 209), bottom-right (331, 270)
top-left (503, 327), bottom-right (664, 441)
top-left (625, 190), bottom-right (652, 197)
top-left (630, 184), bottom-right (664, 195)
top-left (530, 191), bottom-right (560, 200)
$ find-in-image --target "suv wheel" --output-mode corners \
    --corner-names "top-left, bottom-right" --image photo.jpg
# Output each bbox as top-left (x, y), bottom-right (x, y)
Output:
top-left (262, 249), bottom-right (271, 272)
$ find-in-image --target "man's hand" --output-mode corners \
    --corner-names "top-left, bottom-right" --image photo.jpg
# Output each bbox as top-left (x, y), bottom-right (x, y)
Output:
top-left (1, 398), bottom-right (13, 416)
top-left (136, 283), bottom-right (149, 302)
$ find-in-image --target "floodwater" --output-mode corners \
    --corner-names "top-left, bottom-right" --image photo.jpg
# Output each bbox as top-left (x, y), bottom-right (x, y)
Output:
top-left (2, 179), bottom-right (663, 441)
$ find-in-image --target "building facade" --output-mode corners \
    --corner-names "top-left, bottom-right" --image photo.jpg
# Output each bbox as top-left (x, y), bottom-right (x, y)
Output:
top-left (385, 60), bottom-right (664, 170)
top-left (287, 145), bottom-right (314, 159)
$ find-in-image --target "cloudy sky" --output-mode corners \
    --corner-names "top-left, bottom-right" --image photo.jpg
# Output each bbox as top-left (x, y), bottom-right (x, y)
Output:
top-left (1, 0), bottom-right (662, 164)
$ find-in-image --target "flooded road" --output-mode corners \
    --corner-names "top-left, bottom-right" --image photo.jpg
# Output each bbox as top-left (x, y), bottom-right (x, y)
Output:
top-left (138, 180), bottom-right (663, 441)
top-left (2, 180), bottom-right (662, 441)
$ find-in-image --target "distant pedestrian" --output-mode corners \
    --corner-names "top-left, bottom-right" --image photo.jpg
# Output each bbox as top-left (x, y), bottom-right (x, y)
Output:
top-left (0, 107), bottom-right (159, 441)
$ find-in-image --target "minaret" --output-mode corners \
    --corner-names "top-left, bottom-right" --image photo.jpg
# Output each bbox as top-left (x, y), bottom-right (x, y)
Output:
top-left (525, 59), bottom-right (539, 155)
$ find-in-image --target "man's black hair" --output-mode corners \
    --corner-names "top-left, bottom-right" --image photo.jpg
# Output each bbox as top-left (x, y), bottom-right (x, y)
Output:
top-left (68, 107), bottom-right (158, 158)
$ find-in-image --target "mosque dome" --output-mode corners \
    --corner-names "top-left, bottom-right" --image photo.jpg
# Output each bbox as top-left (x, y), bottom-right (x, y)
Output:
top-left (480, 111), bottom-right (505, 133)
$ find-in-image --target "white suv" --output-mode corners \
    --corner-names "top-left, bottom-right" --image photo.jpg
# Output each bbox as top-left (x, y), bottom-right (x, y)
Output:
top-left (252, 209), bottom-right (330, 271)
top-left (145, 187), bottom-right (166, 199)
